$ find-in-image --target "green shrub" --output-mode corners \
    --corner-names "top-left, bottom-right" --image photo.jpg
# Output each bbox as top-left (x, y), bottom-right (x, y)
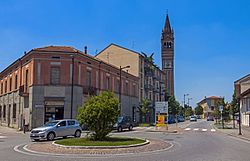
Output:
top-left (77, 91), bottom-right (119, 140)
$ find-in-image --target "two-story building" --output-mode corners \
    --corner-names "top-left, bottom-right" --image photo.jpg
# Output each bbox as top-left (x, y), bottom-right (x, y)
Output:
top-left (0, 46), bottom-right (139, 130)
top-left (234, 74), bottom-right (250, 127)
top-left (197, 96), bottom-right (223, 118)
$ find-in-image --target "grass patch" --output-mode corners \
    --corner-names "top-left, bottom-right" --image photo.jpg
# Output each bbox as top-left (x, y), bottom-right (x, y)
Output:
top-left (139, 123), bottom-right (150, 127)
top-left (55, 137), bottom-right (146, 146)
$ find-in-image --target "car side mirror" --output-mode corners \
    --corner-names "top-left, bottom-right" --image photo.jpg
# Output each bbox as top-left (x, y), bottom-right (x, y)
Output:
top-left (57, 124), bottom-right (61, 128)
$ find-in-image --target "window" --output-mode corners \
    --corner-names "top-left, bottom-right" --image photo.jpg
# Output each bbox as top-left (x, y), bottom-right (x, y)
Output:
top-left (51, 67), bottom-right (60, 85)
top-left (25, 69), bottom-right (28, 92)
top-left (116, 79), bottom-right (120, 92)
top-left (15, 74), bottom-right (18, 89)
top-left (13, 104), bottom-right (16, 119)
top-left (132, 84), bottom-right (136, 96)
top-left (5, 80), bottom-right (7, 93)
top-left (0, 83), bottom-right (3, 94)
top-left (0, 106), bottom-right (2, 118)
top-left (3, 105), bottom-right (6, 120)
top-left (9, 77), bottom-right (12, 92)
top-left (58, 121), bottom-right (66, 127)
top-left (86, 70), bottom-right (92, 87)
top-left (125, 82), bottom-right (129, 95)
top-left (106, 77), bottom-right (110, 90)
top-left (67, 120), bottom-right (75, 126)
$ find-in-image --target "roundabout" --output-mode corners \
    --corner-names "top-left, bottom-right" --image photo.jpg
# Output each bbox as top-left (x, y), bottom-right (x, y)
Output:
top-left (14, 138), bottom-right (173, 158)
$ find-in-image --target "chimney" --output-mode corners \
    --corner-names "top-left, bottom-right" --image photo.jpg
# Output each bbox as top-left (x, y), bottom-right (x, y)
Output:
top-left (84, 46), bottom-right (87, 54)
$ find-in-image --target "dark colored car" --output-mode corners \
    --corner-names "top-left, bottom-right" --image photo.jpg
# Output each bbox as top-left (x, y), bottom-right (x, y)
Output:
top-left (207, 116), bottom-right (214, 121)
top-left (168, 115), bottom-right (176, 124)
top-left (113, 116), bottom-right (134, 132)
top-left (177, 115), bottom-right (185, 122)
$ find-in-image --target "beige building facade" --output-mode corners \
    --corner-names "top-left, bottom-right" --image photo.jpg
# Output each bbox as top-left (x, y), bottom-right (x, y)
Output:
top-left (96, 44), bottom-right (166, 122)
top-left (235, 74), bottom-right (250, 126)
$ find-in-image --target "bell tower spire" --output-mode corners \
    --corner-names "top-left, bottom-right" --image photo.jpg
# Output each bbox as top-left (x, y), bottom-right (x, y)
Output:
top-left (161, 14), bottom-right (175, 96)
top-left (164, 14), bottom-right (172, 33)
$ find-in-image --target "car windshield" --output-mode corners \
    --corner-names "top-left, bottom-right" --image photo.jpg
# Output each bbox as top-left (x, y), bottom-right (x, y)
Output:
top-left (43, 121), bottom-right (59, 127)
top-left (117, 117), bottom-right (123, 123)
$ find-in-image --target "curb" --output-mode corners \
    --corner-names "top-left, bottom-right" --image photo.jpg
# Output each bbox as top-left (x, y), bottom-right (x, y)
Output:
top-left (52, 139), bottom-right (150, 149)
top-left (212, 123), bottom-right (250, 142)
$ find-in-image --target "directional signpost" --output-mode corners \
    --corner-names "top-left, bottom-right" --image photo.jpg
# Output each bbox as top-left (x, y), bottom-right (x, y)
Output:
top-left (155, 102), bottom-right (168, 129)
top-left (219, 105), bottom-right (224, 129)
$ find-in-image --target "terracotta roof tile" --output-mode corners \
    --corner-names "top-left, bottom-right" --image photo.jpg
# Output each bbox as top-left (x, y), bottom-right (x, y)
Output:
top-left (33, 45), bottom-right (80, 53)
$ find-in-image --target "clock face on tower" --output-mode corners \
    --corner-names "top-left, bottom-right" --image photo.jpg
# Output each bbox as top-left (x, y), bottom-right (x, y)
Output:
top-left (164, 60), bottom-right (172, 68)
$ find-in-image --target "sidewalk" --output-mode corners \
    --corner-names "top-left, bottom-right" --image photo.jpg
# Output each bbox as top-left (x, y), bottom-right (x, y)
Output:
top-left (213, 121), bottom-right (250, 141)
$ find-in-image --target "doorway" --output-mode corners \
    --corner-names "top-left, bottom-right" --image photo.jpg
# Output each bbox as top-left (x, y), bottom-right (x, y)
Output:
top-left (44, 106), bottom-right (64, 123)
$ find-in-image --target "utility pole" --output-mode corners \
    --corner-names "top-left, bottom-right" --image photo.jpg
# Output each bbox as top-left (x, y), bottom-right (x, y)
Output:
top-left (184, 94), bottom-right (189, 118)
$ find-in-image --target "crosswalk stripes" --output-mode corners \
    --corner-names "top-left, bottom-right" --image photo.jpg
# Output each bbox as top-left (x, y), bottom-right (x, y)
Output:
top-left (184, 127), bottom-right (216, 132)
top-left (0, 133), bottom-right (7, 139)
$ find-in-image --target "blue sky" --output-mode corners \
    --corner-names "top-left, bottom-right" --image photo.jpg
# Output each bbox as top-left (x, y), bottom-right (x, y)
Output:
top-left (0, 0), bottom-right (250, 107)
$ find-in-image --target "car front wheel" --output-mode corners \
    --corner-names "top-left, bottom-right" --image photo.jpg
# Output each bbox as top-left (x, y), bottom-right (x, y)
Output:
top-left (118, 126), bottom-right (122, 132)
top-left (128, 125), bottom-right (133, 131)
top-left (74, 130), bottom-right (81, 138)
top-left (47, 132), bottom-right (55, 141)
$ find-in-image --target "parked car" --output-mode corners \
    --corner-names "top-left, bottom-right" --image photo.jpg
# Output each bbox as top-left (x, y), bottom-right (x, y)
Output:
top-left (207, 116), bottom-right (214, 121)
top-left (113, 116), bottom-right (134, 132)
top-left (167, 115), bottom-right (176, 124)
top-left (196, 115), bottom-right (201, 119)
top-left (30, 119), bottom-right (82, 141)
top-left (177, 115), bottom-right (185, 122)
top-left (190, 115), bottom-right (197, 122)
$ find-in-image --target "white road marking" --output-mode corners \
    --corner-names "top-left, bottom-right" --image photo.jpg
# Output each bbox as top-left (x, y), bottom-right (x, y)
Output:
top-left (0, 136), bottom-right (7, 138)
top-left (202, 129), bottom-right (207, 132)
top-left (193, 128), bottom-right (199, 131)
top-left (211, 129), bottom-right (216, 132)
top-left (184, 128), bottom-right (191, 131)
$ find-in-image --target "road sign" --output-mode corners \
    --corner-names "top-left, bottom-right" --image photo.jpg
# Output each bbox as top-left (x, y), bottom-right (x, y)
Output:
top-left (155, 101), bottom-right (168, 114)
top-left (155, 102), bottom-right (168, 126)
top-left (219, 105), bottom-right (223, 112)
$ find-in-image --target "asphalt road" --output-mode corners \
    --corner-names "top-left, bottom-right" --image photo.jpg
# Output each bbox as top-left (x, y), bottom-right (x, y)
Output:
top-left (0, 120), bottom-right (250, 161)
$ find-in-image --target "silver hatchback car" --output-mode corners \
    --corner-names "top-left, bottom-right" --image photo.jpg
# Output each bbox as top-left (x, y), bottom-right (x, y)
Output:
top-left (30, 119), bottom-right (82, 141)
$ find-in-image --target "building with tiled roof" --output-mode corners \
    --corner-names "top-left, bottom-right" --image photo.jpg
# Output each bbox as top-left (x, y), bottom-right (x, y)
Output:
top-left (197, 96), bottom-right (223, 118)
top-left (0, 45), bottom-right (139, 130)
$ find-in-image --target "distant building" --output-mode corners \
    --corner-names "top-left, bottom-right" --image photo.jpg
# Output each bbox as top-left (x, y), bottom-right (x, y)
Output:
top-left (0, 46), bottom-right (139, 130)
top-left (234, 74), bottom-right (250, 126)
top-left (197, 96), bottom-right (223, 118)
top-left (96, 44), bottom-right (166, 123)
top-left (161, 14), bottom-right (175, 96)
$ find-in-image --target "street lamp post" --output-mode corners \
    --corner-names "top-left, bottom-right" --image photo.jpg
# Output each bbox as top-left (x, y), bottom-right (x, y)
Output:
top-left (184, 94), bottom-right (189, 117)
top-left (238, 98), bottom-right (242, 135)
top-left (70, 55), bottom-right (75, 119)
top-left (187, 98), bottom-right (192, 107)
top-left (119, 65), bottom-right (130, 116)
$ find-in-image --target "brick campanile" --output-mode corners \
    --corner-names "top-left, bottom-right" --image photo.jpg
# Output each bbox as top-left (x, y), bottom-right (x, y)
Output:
top-left (161, 14), bottom-right (174, 96)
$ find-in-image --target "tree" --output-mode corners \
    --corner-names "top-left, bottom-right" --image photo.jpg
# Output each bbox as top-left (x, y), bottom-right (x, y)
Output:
top-left (195, 105), bottom-right (203, 116)
top-left (230, 92), bottom-right (239, 128)
top-left (137, 99), bottom-right (151, 123)
top-left (168, 95), bottom-right (180, 116)
top-left (184, 105), bottom-right (194, 118)
top-left (77, 91), bottom-right (119, 140)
